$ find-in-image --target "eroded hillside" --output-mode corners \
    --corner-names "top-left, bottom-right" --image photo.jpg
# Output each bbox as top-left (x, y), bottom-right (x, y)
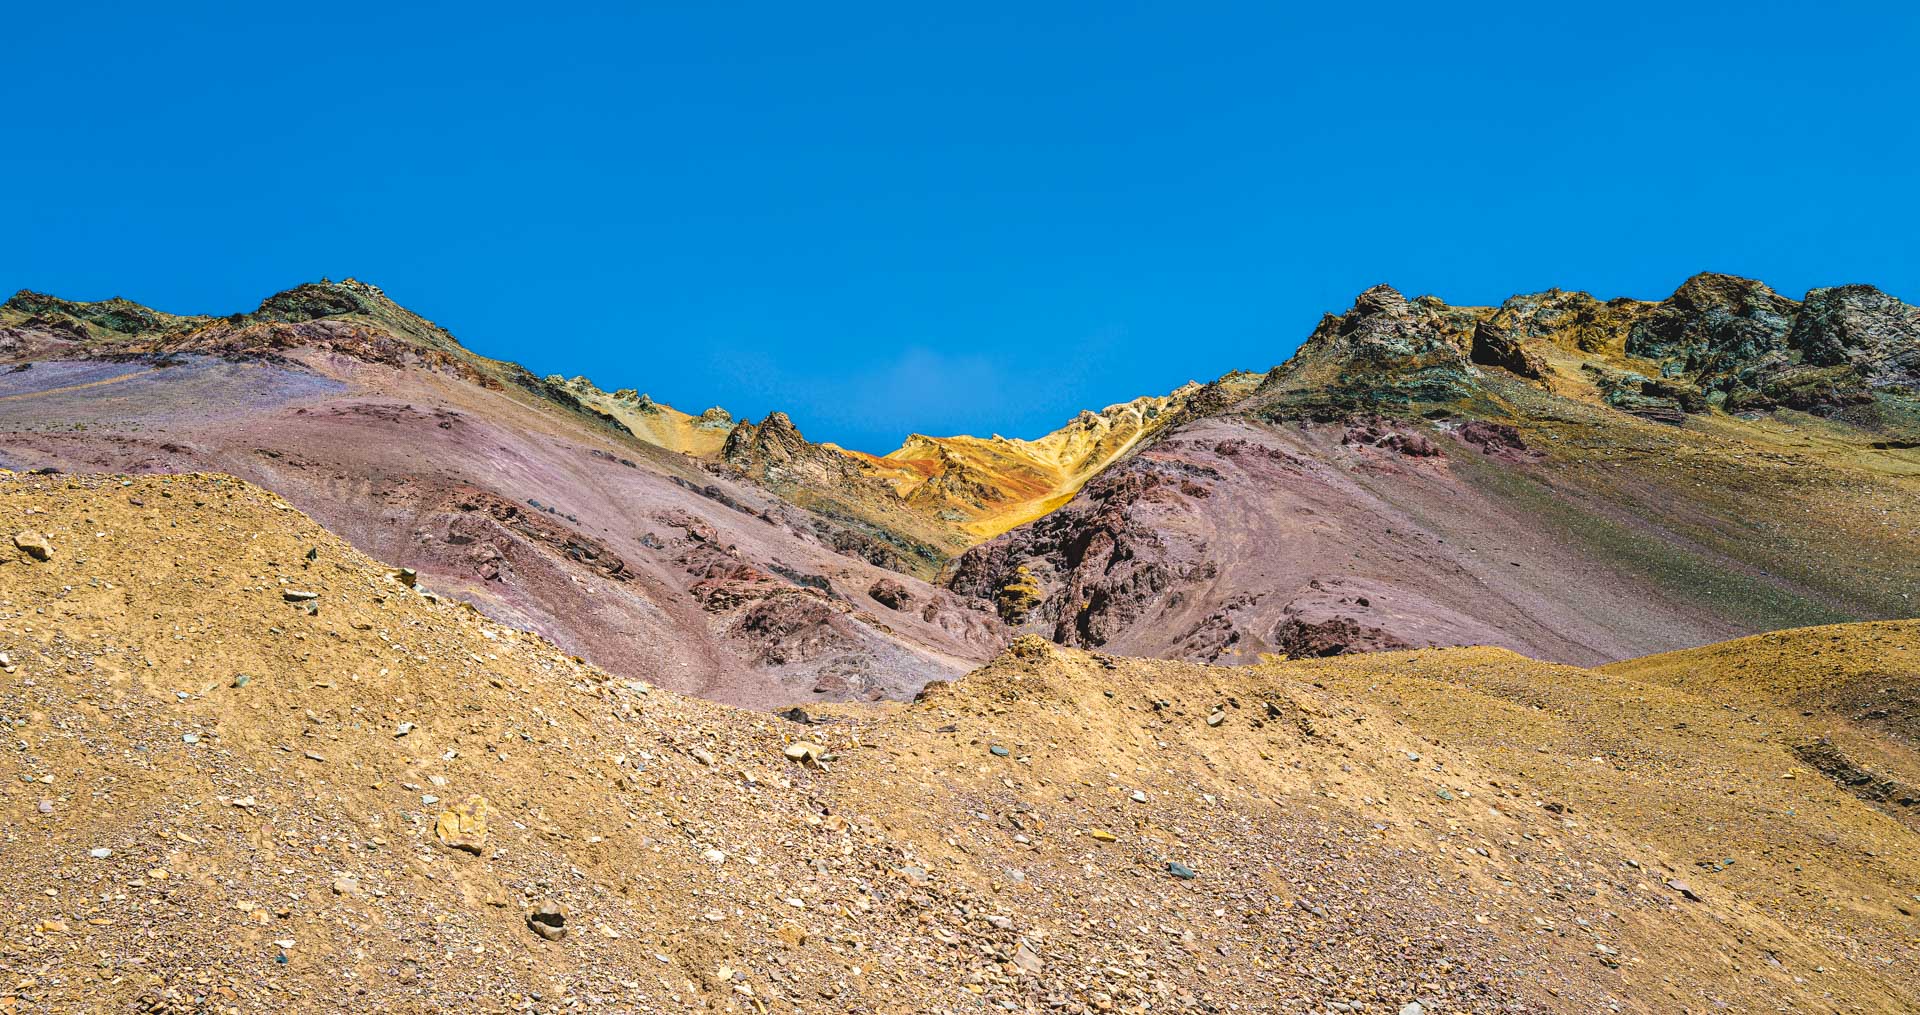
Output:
top-left (0, 282), bottom-right (1005, 706)
top-left (4, 273), bottom-right (1916, 704)
top-left (2, 472), bottom-right (1917, 1012)
top-left (953, 277), bottom-right (1920, 666)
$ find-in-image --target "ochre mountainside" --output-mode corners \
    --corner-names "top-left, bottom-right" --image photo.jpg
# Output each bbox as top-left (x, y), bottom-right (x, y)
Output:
top-left (2, 472), bottom-right (1918, 1012)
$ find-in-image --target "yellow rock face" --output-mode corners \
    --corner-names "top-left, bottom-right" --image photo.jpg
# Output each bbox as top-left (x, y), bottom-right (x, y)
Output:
top-left (435, 794), bottom-right (491, 854)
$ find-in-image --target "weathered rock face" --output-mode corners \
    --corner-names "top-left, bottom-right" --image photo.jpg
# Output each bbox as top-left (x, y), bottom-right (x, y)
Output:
top-left (1627, 273), bottom-right (1798, 384)
top-left (720, 412), bottom-right (970, 575)
top-left (1252, 285), bottom-right (1484, 414)
top-left (1411, 274), bottom-right (1920, 418)
top-left (1479, 289), bottom-right (1650, 357)
top-left (1791, 285), bottom-right (1920, 391)
top-left (1469, 318), bottom-right (1549, 379)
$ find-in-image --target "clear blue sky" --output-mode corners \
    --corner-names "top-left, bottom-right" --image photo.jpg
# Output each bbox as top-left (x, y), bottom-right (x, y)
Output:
top-left (7, 3), bottom-right (1917, 452)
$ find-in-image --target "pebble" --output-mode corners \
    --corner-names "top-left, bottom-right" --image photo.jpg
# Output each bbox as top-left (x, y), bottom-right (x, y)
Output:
top-left (89, 847), bottom-right (111, 859)
top-left (282, 589), bottom-right (320, 602)
top-left (1401, 1004), bottom-right (1425, 1015)
top-left (702, 848), bottom-right (727, 864)
top-left (989, 745), bottom-right (1010, 757)
top-left (1130, 790), bottom-right (1147, 803)
top-left (1167, 862), bottom-right (1197, 880)
top-left (231, 674), bottom-right (251, 688)
top-left (182, 733), bottom-right (201, 744)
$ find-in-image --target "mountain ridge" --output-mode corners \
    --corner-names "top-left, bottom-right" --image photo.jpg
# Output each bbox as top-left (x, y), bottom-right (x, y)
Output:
top-left (2, 271), bottom-right (1915, 706)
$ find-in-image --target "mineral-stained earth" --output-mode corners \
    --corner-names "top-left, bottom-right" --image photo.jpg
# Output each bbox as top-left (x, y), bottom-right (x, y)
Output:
top-left (0, 274), bottom-right (1917, 1012)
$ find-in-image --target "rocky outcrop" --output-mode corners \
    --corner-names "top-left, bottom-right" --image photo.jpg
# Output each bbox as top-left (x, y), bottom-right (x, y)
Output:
top-left (1469, 318), bottom-right (1549, 379)
top-left (1792, 285), bottom-right (1920, 385)
top-left (867, 577), bottom-right (912, 609)
top-left (723, 412), bottom-right (967, 575)
top-left (1252, 284), bottom-right (1484, 415)
top-left (1627, 273), bottom-right (1797, 386)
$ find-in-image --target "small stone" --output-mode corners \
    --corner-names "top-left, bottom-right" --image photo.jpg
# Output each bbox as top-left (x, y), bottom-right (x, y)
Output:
top-left (12, 530), bottom-right (52, 561)
top-left (1013, 941), bottom-right (1044, 974)
top-left (529, 901), bottom-right (567, 940)
top-left (1166, 862), bottom-right (1197, 880)
top-left (332, 875), bottom-right (360, 895)
top-left (181, 733), bottom-right (201, 744)
top-left (435, 795), bottom-right (490, 854)
top-left (1667, 879), bottom-right (1700, 901)
top-left (1129, 790), bottom-right (1147, 803)
top-left (282, 589), bottom-right (319, 602)
top-left (389, 567), bottom-right (418, 587)
top-left (231, 674), bottom-right (251, 688)
top-left (1206, 711), bottom-right (1224, 727)
top-left (702, 848), bottom-right (727, 864)
top-left (89, 847), bottom-right (111, 859)
top-left (989, 745), bottom-right (1010, 758)
top-left (691, 748), bottom-right (716, 766)
top-left (1434, 788), bottom-right (1455, 801)
top-left (394, 722), bottom-right (415, 738)
top-left (36, 799), bottom-right (52, 814)
top-left (783, 741), bottom-right (825, 766)
top-left (1401, 1004), bottom-right (1426, 1015)
top-left (1088, 828), bottom-right (1117, 843)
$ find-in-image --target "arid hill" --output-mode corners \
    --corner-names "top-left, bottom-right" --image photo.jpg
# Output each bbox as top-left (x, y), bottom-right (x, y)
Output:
top-left (2, 471), bottom-right (1918, 1012)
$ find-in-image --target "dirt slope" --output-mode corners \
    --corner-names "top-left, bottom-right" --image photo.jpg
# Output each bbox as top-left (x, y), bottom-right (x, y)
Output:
top-left (3, 471), bottom-right (1917, 1012)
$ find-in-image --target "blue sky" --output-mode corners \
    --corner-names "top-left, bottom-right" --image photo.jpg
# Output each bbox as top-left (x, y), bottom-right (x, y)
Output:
top-left (7, 3), bottom-right (1918, 452)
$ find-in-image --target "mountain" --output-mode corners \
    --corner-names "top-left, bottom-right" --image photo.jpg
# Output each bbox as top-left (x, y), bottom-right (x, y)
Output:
top-left (2, 273), bottom-right (1916, 708)
top-left (0, 280), bottom-right (1005, 707)
top-left (5, 471), bottom-right (1920, 1012)
top-left (949, 274), bottom-right (1920, 666)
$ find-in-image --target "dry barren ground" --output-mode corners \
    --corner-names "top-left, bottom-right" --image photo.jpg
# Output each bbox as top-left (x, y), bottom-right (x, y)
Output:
top-left (0, 471), bottom-right (1914, 1013)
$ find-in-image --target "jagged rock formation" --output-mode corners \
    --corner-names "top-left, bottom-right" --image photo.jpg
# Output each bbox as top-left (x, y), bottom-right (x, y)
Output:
top-left (720, 411), bottom-right (969, 575)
